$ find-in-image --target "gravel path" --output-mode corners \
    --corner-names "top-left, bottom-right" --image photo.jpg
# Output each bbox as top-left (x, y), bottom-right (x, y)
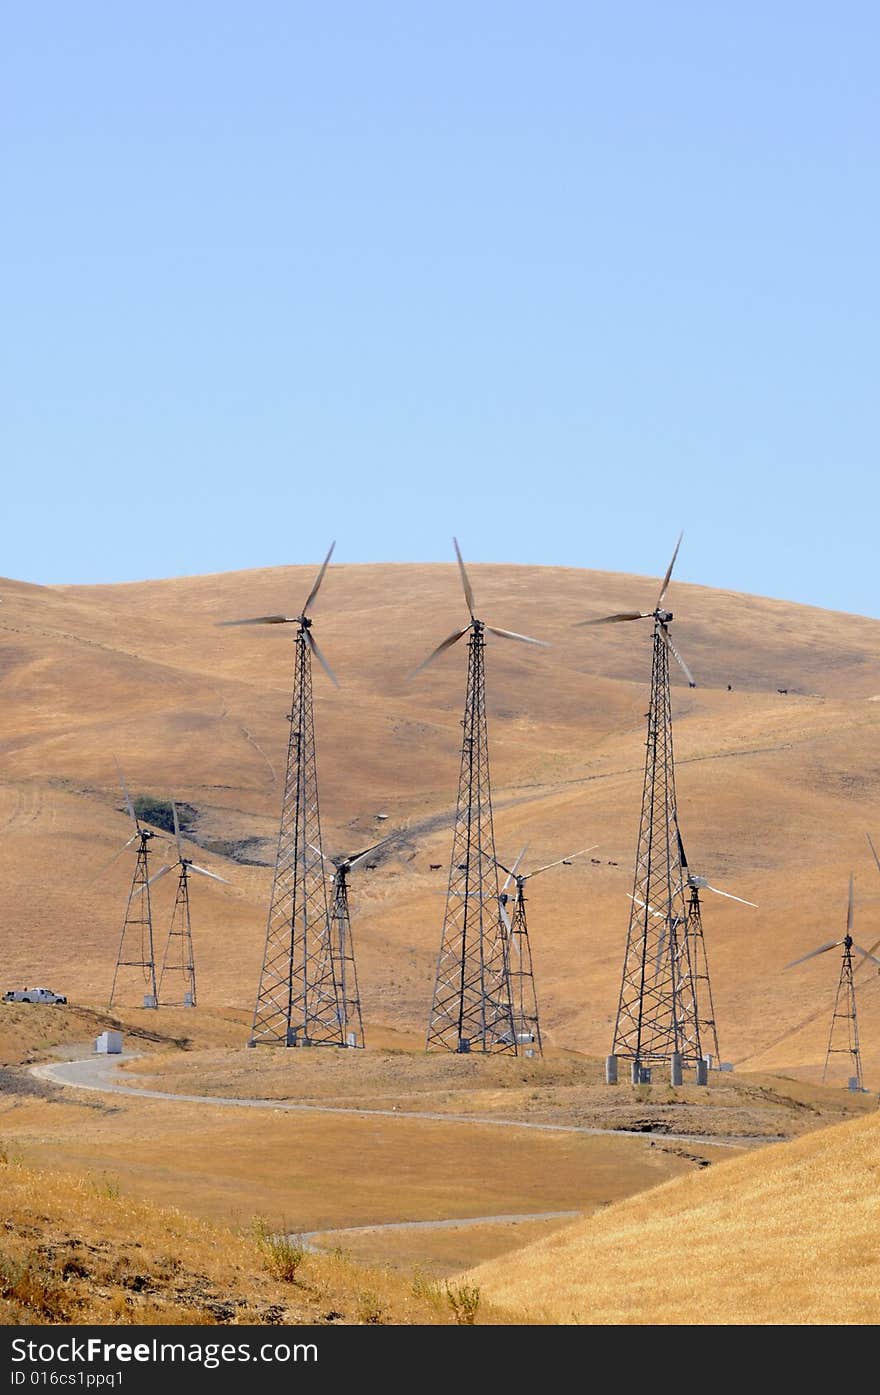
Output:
top-left (299, 1210), bottom-right (582, 1248)
top-left (30, 1054), bottom-right (780, 1149)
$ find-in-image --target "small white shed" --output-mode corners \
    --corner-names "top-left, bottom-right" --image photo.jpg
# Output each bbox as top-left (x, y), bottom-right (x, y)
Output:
top-left (95, 1030), bottom-right (123, 1054)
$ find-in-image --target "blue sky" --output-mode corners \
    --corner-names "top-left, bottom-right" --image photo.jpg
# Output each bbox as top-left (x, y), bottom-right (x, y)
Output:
top-left (3, 4), bottom-right (878, 615)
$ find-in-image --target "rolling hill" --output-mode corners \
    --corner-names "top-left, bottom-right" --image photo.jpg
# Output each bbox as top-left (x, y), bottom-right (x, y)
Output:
top-left (461, 1107), bottom-right (880, 1324)
top-left (2, 558), bottom-right (879, 1082)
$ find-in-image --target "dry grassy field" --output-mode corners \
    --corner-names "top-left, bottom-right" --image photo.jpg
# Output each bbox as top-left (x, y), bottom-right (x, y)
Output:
top-left (0, 1151), bottom-right (515, 1325)
top-left (0, 1024), bottom-right (725, 1279)
top-left (1, 558), bottom-right (879, 1322)
top-left (2, 560), bottom-right (879, 1076)
top-left (462, 1108), bottom-right (880, 1325)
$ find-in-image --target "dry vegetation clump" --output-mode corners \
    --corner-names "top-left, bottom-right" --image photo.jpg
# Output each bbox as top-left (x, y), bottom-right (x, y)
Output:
top-left (252, 1220), bottom-right (306, 1282)
top-left (0, 1151), bottom-right (508, 1325)
top-left (462, 1109), bottom-right (880, 1324)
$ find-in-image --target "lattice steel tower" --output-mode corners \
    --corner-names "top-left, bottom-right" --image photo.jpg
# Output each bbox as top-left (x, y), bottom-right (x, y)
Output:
top-left (576, 534), bottom-right (703, 1074)
top-left (108, 761), bottom-right (160, 1009)
top-left (222, 544), bottom-right (349, 1047)
top-left (674, 818), bottom-right (756, 1069)
top-left (785, 874), bottom-right (880, 1089)
top-left (309, 835), bottom-right (399, 1050)
top-left (412, 540), bottom-right (547, 1054)
top-left (824, 936), bottom-right (863, 1088)
top-left (159, 862), bottom-right (196, 1007)
top-left (497, 845), bottom-right (597, 1057)
top-left (151, 802), bottom-right (231, 1007)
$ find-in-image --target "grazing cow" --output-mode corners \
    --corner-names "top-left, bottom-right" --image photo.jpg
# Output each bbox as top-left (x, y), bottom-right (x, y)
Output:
top-left (429, 863), bottom-right (442, 871)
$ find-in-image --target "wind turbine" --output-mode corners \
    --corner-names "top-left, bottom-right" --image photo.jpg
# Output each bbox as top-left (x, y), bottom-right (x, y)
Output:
top-left (308, 831), bottom-right (403, 1048)
top-left (136, 801), bottom-right (231, 1008)
top-left (108, 759), bottom-right (164, 1009)
top-left (575, 533), bottom-right (700, 1075)
top-left (674, 819), bottom-right (756, 1068)
top-left (412, 538), bottom-right (548, 1055)
top-left (220, 543), bottom-right (347, 1047)
top-left (496, 843), bottom-right (598, 1056)
top-left (785, 873), bottom-right (880, 1089)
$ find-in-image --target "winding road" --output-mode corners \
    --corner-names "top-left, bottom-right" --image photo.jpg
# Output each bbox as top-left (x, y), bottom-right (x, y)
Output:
top-left (28, 1050), bottom-right (789, 1249)
top-left (31, 1052), bottom-right (781, 1149)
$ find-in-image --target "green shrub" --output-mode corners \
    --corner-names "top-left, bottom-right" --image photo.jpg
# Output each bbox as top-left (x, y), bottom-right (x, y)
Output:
top-left (131, 798), bottom-right (197, 835)
top-left (445, 1281), bottom-right (481, 1324)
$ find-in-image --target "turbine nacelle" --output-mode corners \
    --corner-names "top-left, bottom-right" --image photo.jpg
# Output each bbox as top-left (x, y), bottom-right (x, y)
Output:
top-left (675, 816), bottom-right (758, 908)
top-left (408, 538), bottom-right (549, 679)
top-left (134, 800), bottom-right (232, 897)
top-left (573, 533), bottom-right (696, 687)
top-left (217, 543), bottom-right (339, 687)
top-left (496, 844), bottom-right (597, 934)
top-left (785, 872), bottom-right (880, 971)
top-left (309, 830), bottom-right (403, 885)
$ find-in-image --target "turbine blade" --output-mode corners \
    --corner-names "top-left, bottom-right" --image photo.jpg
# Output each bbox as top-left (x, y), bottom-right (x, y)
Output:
top-left (703, 884), bottom-right (758, 908)
top-left (485, 625), bottom-right (549, 648)
top-left (656, 530), bottom-right (684, 609)
top-left (216, 614), bottom-right (297, 626)
top-left (305, 629), bottom-right (340, 688)
top-left (302, 541), bottom-right (336, 617)
top-left (627, 891), bottom-right (664, 920)
top-left (654, 927), bottom-right (667, 978)
top-left (852, 944), bottom-right (880, 967)
top-left (784, 939), bottom-right (841, 969)
top-left (509, 846), bottom-right (529, 877)
top-left (114, 757), bottom-right (139, 830)
top-left (407, 626), bottom-right (470, 679)
top-left (453, 537), bottom-right (476, 618)
top-left (90, 832), bottom-right (140, 881)
top-left (674, 817), bottom-right (688, 871)
top-left (662, 624), bottom-right (696, 687)
top-left (132, 864), bottom-right (173, 896)
top-left (499, 898), bottom-right (512, 935)
top-left (573, 611), bottom-right (649, 627)
top-left (499, 845), bottom-right (529, 894)
top-left (188, 863), bottom-right (231, 885)
top-left (525, 846), bottom-right (598, 879)
top-left (307, 841), bottom-right (332, 866)
top-left (866, 831), bottom-right (880, 876)
top-left (847, 872), bottom-right (854, 936)
top-left (853, 936), bottom-right (880, 982)
top-left (347, 831), bottom-right (402, 869)
top-left (172, 801), bottom-right (184, 862)
top-left (853, 936), bottom-right (880, 983)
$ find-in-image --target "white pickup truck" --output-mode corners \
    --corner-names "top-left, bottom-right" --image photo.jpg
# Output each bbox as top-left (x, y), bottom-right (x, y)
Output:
top-left (2, 986), bottom-right (67, 1005)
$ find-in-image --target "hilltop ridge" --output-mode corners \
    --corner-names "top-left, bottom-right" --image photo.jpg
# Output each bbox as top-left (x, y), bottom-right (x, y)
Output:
top-left (1, 560), bottom-right (879, 1078)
